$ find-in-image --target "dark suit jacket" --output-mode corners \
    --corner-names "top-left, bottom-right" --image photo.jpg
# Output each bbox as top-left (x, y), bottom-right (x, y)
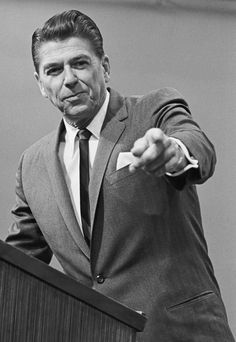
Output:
top-left (7, 88), bottom-right (235, 341)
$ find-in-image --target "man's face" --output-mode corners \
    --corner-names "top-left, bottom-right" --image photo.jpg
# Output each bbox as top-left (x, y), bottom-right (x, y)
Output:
top-left (35, 37), bottom-right (110, 128)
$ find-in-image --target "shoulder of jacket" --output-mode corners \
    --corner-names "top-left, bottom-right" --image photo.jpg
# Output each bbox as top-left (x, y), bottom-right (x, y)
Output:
top-left (19, 129), bottom-right (58, 164)
top-left (137, 87), bottom-right (184, 102)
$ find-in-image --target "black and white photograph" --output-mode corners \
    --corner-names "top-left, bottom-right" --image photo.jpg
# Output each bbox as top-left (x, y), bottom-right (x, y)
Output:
top-left (0, 1), bottom-right (235, 341)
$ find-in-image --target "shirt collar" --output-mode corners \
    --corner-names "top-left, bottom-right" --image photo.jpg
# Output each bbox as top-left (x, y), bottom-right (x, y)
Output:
top-left (63, 90), bottom-right (110, 142)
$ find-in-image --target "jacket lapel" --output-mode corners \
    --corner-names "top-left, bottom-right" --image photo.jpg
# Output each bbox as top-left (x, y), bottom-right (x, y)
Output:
top-left (89, 89), bottom-right (128, 230)
top-left (43, 122), bottom-right (90, 259)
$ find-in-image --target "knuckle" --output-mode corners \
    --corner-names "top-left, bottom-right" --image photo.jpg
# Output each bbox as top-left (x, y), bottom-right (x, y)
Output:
top-left (146, 128), bottom-right (163, 141)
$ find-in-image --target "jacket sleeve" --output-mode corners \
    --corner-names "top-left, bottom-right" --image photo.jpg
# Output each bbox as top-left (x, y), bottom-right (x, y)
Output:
top-left (150, 88), bottom-right (216, 189)
top-left (5, 154), bottom-right (53, 264)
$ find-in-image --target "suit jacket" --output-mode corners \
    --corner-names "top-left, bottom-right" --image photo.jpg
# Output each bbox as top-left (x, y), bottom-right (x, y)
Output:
top-left (7, 88), bottom-right (235, 342)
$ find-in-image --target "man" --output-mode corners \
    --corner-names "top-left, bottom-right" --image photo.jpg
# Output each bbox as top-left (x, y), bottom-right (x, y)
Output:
top-left (6, 10), bottom-right (235, 342)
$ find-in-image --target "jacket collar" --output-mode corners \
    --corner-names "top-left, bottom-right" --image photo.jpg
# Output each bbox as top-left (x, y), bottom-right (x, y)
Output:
top-left (89, 88), bottom-right (128, 229)
top-left (43, 121), bottom-right (90, 259)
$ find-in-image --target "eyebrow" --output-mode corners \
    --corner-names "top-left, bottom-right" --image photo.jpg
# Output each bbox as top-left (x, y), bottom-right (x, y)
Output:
top-left (43, 55), bottom-right (91, 71)
top-left (43, 62), bottom-right (60, 71)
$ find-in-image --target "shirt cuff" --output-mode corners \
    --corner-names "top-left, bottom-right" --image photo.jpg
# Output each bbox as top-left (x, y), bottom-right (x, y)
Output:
top-left (165, 137), bottom-right (199, 177)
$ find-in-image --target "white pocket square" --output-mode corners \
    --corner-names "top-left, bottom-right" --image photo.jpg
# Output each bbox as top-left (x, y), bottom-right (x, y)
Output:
top-left (116, 152), bottom-right (137, 170)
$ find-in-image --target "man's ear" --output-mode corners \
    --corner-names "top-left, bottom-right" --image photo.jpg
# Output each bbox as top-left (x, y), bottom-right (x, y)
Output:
top-left (102, 55), bottom-right (110, 83)
top-left (34, 72), bottom-right (48, 98)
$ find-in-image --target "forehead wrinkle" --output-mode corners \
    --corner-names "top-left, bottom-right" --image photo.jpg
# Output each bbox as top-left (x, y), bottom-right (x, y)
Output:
top-left (40, 47), bottom-right (89, 63)
top-left (39, 37), bottom-right (95, 59)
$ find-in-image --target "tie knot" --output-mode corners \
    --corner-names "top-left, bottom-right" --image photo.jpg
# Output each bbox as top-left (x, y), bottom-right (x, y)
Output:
top-left (78, 129), bottom-right (91, 140)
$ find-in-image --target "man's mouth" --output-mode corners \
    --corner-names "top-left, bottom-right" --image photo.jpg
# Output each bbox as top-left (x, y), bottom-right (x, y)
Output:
top-left (63, 92), bottom-right (87, 102)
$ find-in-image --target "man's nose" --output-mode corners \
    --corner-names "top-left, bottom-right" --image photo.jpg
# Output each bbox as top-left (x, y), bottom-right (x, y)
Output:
top-left (64, 67), bottom-right (78, 88)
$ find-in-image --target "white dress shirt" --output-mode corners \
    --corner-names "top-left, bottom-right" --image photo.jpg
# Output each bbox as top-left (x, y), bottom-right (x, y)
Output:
top-left (58, 91), bottom-right (110, 232)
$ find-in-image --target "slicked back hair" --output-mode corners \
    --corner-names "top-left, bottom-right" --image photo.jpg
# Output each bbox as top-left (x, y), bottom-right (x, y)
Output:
top-left (32, 10), bottom-right (105, 73)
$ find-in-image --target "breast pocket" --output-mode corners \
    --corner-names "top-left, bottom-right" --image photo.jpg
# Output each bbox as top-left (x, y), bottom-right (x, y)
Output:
top-left (106, 165), bottom-right (140, 185)
top-left (105, 167), bottom-right (167, 216)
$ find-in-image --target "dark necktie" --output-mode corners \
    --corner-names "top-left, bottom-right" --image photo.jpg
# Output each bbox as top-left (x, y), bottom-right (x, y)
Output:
top-left (78, 129), bottom-right (92, 246)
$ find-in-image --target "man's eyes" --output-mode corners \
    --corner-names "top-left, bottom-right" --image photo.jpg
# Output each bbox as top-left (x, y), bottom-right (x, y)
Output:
top-left (73, 60), bottom-right (89, 68)
top-left (45, 61), bottom-right (89, 76)
top-left (46, 67), bottom-right (62, 76)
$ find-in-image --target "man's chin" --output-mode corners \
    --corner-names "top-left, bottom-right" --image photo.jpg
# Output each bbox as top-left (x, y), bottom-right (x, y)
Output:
top-left (63, 111), bottom-right (94, 129)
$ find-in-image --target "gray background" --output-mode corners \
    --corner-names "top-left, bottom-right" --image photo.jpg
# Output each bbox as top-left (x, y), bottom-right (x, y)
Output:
top-left (0, 0), bottom-right (235, 336)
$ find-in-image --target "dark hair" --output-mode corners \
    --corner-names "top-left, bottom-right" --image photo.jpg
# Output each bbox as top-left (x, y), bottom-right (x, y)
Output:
top-left (32, 10), bottom-right (104, 72)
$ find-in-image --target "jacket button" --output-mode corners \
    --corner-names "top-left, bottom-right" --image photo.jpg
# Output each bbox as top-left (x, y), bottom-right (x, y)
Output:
top-left (96, 274), bottom-right (105, 284)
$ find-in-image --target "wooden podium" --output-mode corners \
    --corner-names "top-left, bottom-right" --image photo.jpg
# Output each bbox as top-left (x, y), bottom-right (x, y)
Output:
top-left (0, 240), bottom-right (146, 342)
